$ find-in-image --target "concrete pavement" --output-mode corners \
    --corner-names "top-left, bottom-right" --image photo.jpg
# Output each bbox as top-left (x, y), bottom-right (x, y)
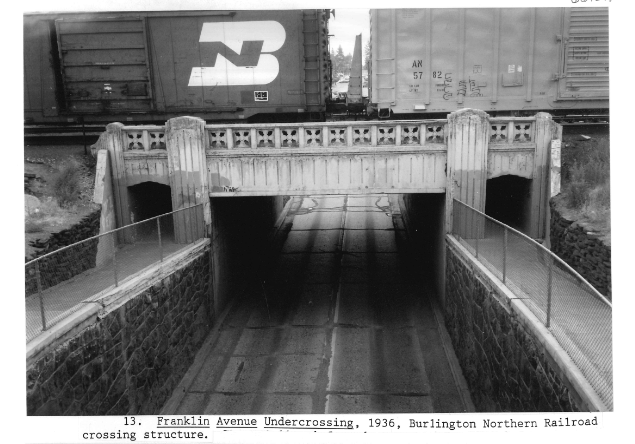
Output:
top-left (162, 195), bottom-right (473, 414)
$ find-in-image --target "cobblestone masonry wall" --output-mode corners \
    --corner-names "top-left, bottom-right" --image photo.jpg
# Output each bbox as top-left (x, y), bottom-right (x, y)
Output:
top-left (550, 201), bottom-right (611, 299)
top-left (26, 250), bottom-right (212, 415)
top-left (445, 244), bottom-right (580, 412)
top-left (26, 209), bottom-right (102, 296)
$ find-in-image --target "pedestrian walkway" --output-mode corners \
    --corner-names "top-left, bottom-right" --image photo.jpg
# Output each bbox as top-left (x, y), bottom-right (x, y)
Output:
top-left (26, 241), bottom-right (186, 342)
top-left (456, 224), bottom-right (612, 410)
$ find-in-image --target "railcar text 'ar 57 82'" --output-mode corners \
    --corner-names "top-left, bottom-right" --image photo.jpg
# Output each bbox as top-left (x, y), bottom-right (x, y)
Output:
top-left (368, 7), bottom-right (608, 119)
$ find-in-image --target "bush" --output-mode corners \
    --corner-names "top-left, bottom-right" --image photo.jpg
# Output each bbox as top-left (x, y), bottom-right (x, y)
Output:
top-left (562, 137), bottom-right (610, 229)
top-left (53, 160), bottom-right (82, 207)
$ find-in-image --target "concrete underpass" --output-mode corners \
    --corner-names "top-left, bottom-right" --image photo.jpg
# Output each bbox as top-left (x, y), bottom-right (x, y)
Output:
top-left (29, 113), bottom-right (607, 415)
top-left (162, 195), bottom-right (473, 414)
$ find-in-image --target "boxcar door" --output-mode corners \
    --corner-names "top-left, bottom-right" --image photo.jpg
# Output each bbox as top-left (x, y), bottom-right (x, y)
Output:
top-left (557, 7), bottom-right (609, 101)
top-left (55, 16), bottom-right (154, 114)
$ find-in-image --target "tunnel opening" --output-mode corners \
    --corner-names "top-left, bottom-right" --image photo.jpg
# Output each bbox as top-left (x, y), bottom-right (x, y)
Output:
top-left (485, 175), bottom-right (532, 234)
top-left (398, 193), bottom-right (446, 301)
top-left (127, 181), bottom-right (174, 241)
top-left (209, 196), bottom-right (285, 314)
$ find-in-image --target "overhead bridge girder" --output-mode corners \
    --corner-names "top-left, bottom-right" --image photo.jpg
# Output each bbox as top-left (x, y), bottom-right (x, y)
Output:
top-left (91, 109), bottom-right (560, 240)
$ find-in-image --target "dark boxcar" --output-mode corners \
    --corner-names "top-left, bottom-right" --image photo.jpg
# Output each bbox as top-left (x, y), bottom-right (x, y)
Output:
top-left (24, 10), bottom-right (332, 124)
top-left (369, 7), bottom-right (609, 117)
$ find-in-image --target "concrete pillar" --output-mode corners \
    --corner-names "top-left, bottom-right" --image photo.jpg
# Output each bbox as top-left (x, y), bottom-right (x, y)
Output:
top-left (103, 122), bottom-right (133, 243)
top-left (93, 150), bottom-right (117, 266)
top-left (165, 116), bottom-right (211, 243)
top-left (530, 112), bottom-right (559, 240)
top-left (445, 108), bottom-right (490, 235)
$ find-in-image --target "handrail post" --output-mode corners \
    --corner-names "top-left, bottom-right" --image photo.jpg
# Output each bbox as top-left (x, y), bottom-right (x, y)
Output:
top-left (452, 200), bottom-right (457, 236)
top-left (502, 226), bottom-right (508, 284)
top-left (546, 255), bottom-right (553, 328)
top-left (35, 261), bottom-right (47, 331)
top-left (112, 233), bottom-right (119, 287)
top-left (475, 223), bottom-right (479, 258)
top-left (157, 217), bottom-right (163, 262)
top-left (189, 205), bottom-right (195, 243)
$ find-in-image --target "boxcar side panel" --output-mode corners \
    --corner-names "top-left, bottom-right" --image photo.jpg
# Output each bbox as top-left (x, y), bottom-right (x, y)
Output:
top-left (148, 11), bottom-right (308, 116)
top-left (24, 10), bottom-right (331, 124)
top-left (370, 7), bottom-right (609, 116)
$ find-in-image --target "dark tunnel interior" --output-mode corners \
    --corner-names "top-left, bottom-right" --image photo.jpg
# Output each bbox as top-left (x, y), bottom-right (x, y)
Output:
top-left (485, 175), bottom-right (532, 234)
top-left (127, 182), bottom-right (174, 240)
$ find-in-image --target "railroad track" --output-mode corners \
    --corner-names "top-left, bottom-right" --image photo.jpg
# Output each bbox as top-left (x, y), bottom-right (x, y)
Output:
top-left (24, 114), bottom-right (609, 140)
top-left (552, 114), bottom-right (609, 126)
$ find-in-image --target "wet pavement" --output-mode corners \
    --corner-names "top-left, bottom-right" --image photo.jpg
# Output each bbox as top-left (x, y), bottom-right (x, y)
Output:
top-left (162, 195), bottom-right (472, 414)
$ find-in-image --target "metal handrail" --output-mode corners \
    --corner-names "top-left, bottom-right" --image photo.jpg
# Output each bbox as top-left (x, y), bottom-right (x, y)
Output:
top-left (25, 203), bottom-right (207, 342)
top-left (25, 203), bottom-right (204, 266)
top-left (453, 199), bottom-right (611, 308)
top-left (452, 198), bottom-right (612, 410)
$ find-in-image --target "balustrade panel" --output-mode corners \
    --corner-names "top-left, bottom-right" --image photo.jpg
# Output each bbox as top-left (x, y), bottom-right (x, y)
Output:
top-left (256, 129), bottom-right (276, 148)
top-left (328, 127), bottom-right (347, 147)
top-left (377, 126), bottom-right (397, 145)
top-left (280, 128), bottom-right (300, 147)
top-left (490, 120), bottom-right (535, 144)
top-left (209, 130), bottom-right (227, 149)
top-left (425, 124), bottom-right (445, 143)
top-left (401, 124), bottom-right (420, 145)
top-left (304, 128), bottom-right (323, 148)
top-left (352, 127), bottom-right (371, 145)
top-left (233, 129), bottom-right (252, 148)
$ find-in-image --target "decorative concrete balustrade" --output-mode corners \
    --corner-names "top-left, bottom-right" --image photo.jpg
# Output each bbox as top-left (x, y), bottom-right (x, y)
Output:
top-left (123, 126), bottom-right (166, 151)
top-left (107, 117), bottom-right (541, 152)
top-left (90, 109), bottom-right (559, 240)
top-left (203, 121), bottom-right (447, 149)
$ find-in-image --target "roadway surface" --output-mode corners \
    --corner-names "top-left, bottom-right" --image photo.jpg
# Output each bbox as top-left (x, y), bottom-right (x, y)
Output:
top-left (162, 195), bottom-right (473, 414)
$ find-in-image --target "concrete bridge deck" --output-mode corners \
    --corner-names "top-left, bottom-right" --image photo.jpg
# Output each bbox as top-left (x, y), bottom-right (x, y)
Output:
top-left (162, 195), bottom-right (473, 414)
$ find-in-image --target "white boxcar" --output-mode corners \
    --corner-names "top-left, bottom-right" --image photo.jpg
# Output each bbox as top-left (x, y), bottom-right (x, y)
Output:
top-left (369, 7), bottom-right (609, 117)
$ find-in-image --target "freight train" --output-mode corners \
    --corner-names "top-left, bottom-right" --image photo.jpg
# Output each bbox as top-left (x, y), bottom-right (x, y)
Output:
top-left (368, 7), bottom-right (609, 119)
top-left (23, 9), bottom-right (332, 125)
top-left (23, 7), bottom-right (609, 126)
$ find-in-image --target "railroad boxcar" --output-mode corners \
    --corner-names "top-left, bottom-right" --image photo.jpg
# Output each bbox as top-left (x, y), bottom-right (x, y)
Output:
top-left (369, 7), bottom-right (609, 118)
top-left (23, 10), bottom-right (332, 124)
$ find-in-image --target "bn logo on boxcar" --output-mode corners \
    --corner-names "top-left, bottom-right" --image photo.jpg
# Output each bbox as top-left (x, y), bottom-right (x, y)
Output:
top-left (189, 21), bottom-right (286, 87)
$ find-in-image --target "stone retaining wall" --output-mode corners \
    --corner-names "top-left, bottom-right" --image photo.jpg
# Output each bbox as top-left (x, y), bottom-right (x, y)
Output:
top-left (445, 241), bottom-right (580, 412)
top-left (26, 209), bottom-right (102, 296)
top-left (550, 201), bottom-right (611, 298)
top-left (26, 248), bottom-right (212, 415)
